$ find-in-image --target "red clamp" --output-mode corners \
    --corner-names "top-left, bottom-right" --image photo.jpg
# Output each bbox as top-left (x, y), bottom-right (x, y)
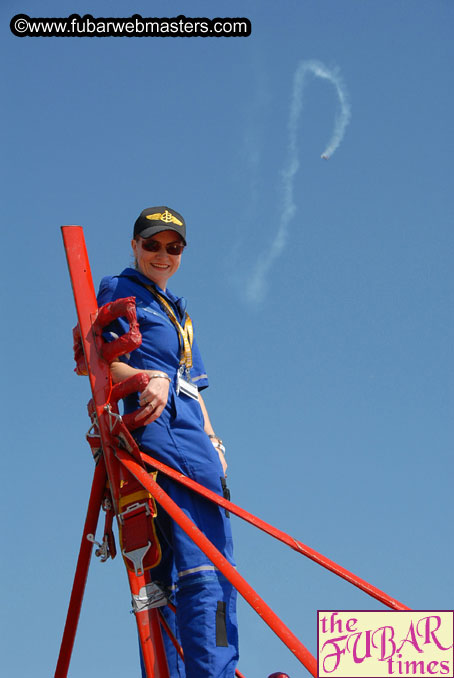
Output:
top-left (73, 296), bottom-right (142, 374)
top-left (94, 296), bottom-right (142, 364)
top-left (110, 372), bottom-right (152, 431)
top-left (78, 297), bottom-right (155, 432)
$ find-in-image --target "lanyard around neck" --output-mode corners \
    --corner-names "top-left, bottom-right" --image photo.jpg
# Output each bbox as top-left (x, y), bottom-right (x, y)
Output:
top-left (144, 284), bottom-right (194, 372)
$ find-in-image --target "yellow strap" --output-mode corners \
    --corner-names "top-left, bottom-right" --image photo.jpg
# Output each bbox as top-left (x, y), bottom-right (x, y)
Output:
top-left (144, 285), bottom-right (194, 371)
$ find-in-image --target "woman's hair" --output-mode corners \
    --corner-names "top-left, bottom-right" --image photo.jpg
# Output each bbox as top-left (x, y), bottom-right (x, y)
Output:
top-left (132, 235), bottom-right (139, 270)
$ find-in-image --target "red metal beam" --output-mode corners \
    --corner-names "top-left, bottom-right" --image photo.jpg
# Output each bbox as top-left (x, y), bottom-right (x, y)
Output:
top-left (139, 451), bottom-right (409, 611)
top-left (130, 576), bottom-right (170, 678)
top-left (54, 459), bottom-right (106, 678)
top-left (59, 226), bottom-right (169, 678)
top-left (61, 226), bottom-right (112, 414)
top-left (157, 608), bottom-right (185, 661)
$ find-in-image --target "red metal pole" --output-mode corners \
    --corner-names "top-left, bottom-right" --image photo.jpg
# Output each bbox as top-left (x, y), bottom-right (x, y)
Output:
top-left (140, 451), bottom-right (409, 611)
top-left (61, 226), bottom-right (112, 417)
top-left (54, 459), bottom-right (106, 678)
top-left (60, 226), bottom-right (169, 677)
top-left (128, 569), bottom-right (169, 678)
top-left (158, 608), bottom-right (185, 661)
top-left (116, 448), bottom-right (318, 677)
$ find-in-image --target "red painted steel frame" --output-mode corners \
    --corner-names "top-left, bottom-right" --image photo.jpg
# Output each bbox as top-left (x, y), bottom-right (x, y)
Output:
top-left (139, 452), bottom-right (409, 611)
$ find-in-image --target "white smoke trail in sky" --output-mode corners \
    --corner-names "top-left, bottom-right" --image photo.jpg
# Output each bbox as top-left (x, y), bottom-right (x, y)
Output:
top-left (246, 60), bottom-right (351, 303)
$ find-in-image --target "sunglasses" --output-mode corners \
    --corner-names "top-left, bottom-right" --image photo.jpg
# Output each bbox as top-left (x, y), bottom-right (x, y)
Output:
top-left (140, 239), bottom-right (185, 256)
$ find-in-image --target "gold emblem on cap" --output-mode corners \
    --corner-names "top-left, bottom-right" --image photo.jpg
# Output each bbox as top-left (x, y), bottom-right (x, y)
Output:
top-left (146, 210), bottom-right (183, 227)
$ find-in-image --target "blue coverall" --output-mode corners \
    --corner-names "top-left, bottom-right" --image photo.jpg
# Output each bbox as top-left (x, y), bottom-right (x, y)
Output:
top-left (97, 268), bottom-right (239, 677)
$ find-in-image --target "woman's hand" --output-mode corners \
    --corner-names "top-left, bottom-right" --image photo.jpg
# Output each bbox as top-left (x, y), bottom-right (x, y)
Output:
top-left (209, 435), bottom-right (228, 477)
top-left (197, 392), bottom-right (228, 477)
top-left (217, 448), bottom-right (228, 476)
top-left (135, 371), bottom-right (171, 425)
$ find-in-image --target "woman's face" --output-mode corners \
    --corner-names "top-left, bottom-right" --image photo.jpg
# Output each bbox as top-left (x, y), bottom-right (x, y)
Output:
top-left (131, 230), bottom-right (183, 290)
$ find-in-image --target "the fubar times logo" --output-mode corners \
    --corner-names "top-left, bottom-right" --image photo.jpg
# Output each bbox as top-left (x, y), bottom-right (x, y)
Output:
top-left (318, 611), bottom-right (453, 677)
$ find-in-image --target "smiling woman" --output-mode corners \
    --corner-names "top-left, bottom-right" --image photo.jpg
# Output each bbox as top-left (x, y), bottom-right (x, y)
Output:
top-left (132, 223), bottom-right (185, 291)
top-left (97, 205), bottom-right (238, 678)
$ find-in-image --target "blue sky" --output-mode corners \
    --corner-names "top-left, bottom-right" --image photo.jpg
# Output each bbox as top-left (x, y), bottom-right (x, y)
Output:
top-left (2, 1), bottom-right (453, 677)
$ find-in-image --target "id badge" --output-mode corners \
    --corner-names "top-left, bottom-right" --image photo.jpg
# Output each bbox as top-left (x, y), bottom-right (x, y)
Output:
top-left (176, 369), bottom-right (199, 400)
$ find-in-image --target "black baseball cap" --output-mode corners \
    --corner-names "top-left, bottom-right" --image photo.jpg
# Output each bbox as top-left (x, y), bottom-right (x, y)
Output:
top-left (133, 206), bottom-right (187, 244)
